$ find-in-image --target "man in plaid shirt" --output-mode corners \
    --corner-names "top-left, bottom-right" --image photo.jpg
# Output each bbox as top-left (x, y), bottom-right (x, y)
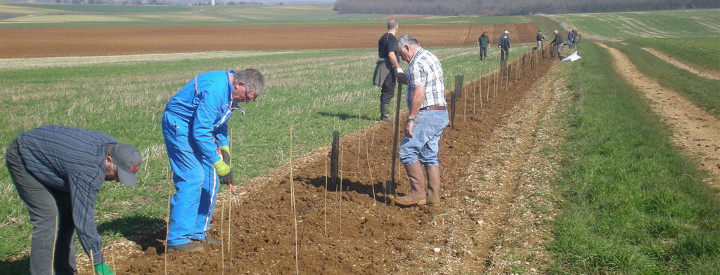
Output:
top-left (393, 34), bottom-right (449, 207)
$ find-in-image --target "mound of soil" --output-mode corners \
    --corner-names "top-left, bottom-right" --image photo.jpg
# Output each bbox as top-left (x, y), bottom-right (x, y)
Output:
top-left (93, 49), bottom-right (556, 274)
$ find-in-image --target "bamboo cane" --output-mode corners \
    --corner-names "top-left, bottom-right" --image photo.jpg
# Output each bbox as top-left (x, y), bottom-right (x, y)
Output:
top-left (164, 174), bottom-right (172, 275)
top-left (221, 200), bottom-right (225, 275)
top-left (473, 80), bottom-right (476, 115)
top-left (324, 146), bottom-right (328, 235)
top-left (290, 124), bottom-right (299, 275)
top-left (90, 250), bottom-right (95, 275)
top-left (365, 131), bottom-right (376, 205)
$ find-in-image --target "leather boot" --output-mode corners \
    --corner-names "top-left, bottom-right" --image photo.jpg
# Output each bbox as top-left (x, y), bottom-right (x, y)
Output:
top-left (393, 162), bottom-right (426, 206)
top-left (425, 165), bottom-right (441, 206)
top-left (380, 103), bottom-right (392, 121)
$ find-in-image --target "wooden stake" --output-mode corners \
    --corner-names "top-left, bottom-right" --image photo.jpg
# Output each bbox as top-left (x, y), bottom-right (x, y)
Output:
top-left (290, 124), bottom-right (299, 275)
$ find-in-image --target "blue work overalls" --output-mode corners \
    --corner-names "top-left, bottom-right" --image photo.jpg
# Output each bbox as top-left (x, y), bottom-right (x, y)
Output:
top-left (162, 70), bottom-right (235, 246)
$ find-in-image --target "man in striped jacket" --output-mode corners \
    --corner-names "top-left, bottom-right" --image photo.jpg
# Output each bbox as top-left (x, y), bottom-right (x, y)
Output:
top-left (6, 125), bottom-right (142, 275)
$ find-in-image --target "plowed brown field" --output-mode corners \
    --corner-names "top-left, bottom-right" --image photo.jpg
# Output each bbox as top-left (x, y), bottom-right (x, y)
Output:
top-left (1, 23), bottom-right (538, 58)
top-left (80, 50), bottom-right (557, 274)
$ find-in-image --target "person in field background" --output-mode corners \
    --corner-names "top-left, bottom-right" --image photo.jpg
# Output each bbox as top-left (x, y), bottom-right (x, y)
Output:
top-left (478, 31), bottom-right (490, 61)
top-left (498, 30), bottom-right (511, 61)
top-left (373, 19), bottom-right (404, 122)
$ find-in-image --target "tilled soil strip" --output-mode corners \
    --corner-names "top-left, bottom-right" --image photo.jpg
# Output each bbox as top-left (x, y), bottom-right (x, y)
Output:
top-left (87, 51), bottom-right (557, 274)
top-left (449, 62), bottom-right (567, 274)
top-left (600, 43), bottom-right (720, 184)
top-left (642, 47), bottom-right (720, 80)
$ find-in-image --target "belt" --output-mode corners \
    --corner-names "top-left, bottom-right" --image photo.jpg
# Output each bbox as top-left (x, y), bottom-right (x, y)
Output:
top-left (420, 105), bottom-right (446, 111)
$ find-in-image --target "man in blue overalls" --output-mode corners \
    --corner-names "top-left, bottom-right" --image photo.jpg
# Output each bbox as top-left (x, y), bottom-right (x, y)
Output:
top-left (162, 68), bottom-right (264, 252)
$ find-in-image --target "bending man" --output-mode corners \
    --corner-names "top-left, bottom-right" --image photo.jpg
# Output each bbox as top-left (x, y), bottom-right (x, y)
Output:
top-left (6, 125), bottom-right (142, 275)
top-left (393, 34), bottom-right (449, 207)
top-left (162, 68), bottom-right (264, 252)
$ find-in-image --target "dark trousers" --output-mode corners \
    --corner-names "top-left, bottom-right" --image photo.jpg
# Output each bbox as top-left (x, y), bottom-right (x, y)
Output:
top-left (479, 47), bottom-right (487, 60)
top-left (380, 71), bottom-right (396, 108)
top-left (500, 48), bottom-right (509, 61)
top-left (6, 140), bottom-right (76, 275)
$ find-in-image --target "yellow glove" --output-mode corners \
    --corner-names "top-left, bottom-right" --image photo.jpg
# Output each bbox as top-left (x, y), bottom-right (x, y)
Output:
top-left (213, 160), bottom-right (231, 177)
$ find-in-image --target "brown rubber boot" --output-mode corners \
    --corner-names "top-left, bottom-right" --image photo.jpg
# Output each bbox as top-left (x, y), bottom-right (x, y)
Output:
top-left (425, 165), bottom-right (441, 206)
top-left (393, 162), bottom-right (426, 206)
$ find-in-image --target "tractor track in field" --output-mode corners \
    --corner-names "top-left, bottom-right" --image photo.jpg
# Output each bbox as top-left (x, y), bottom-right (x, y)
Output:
top-left (641, 47), bottom-right (720, 80)
top-left (600, 42), bottom-right (720, 188)
top-left (75, 50), bottom-right (565, 274)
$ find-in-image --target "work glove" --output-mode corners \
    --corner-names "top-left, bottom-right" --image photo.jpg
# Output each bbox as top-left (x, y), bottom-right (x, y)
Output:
top-left (217, 146), bottom-right (233, 185)
top-left (94, 263), bottom-right (114, 275)
top-left (395, 68), bottom-right (407, 85)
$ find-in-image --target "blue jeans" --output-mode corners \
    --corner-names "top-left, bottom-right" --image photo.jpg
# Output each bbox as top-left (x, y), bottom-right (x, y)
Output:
top-left (556, 43), bottom-right (564, 57)
top-left (399, 110), bottom-right (449, 166)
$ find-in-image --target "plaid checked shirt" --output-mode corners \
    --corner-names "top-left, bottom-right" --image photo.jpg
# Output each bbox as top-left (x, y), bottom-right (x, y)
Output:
top-left (406, 47), bottom-right (447, 109)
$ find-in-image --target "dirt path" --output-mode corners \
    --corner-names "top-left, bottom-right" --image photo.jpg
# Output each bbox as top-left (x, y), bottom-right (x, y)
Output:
top-left (600, 43), bottom-right (720, 185)
top-left (642, 47), bottom-right (720, 80)
top-left (441, 62), bottom-right (568, 274)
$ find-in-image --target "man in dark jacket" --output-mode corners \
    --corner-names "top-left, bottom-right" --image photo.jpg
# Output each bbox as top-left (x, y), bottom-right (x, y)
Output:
top-left (6, 125), bottom-right (142, 275)
top-left (373, 19), bottom-right (403, 121)
top-left (477, 31), bottom-right (490, 61)
top-left (498, 30), bottom-right (511, 61)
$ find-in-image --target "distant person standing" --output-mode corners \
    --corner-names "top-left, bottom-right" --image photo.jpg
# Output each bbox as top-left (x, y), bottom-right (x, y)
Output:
top-left (498, 30), bottom-right (511, 61)
top-left (536, 30), bottom-right (545, 50)
top-left (551, 30), bottom-right (565, 59)
top-left (477, 31), bottom-right (490, 61)
top-left (568, 29), bottom-right (575, 49)
top-left (373, 19), bottom-right (403, 122)
top-left (392, 34), bottom-right (449, 207)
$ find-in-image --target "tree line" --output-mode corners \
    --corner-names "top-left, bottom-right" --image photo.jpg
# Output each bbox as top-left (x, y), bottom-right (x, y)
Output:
top-left (334, 0), bottom-right (720, 16)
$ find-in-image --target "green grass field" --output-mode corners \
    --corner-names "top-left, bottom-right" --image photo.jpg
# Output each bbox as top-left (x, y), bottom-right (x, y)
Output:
top-left (607, 40), bottom-right (720, 119)
top-left (627, 37), bottom-right (720, 72)
top-left (555, 9), bottom-right (720, 39)
top-left (0, 44), bottom-right (524, 262)
top-left (550, 42), bottom-right (720, 274)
